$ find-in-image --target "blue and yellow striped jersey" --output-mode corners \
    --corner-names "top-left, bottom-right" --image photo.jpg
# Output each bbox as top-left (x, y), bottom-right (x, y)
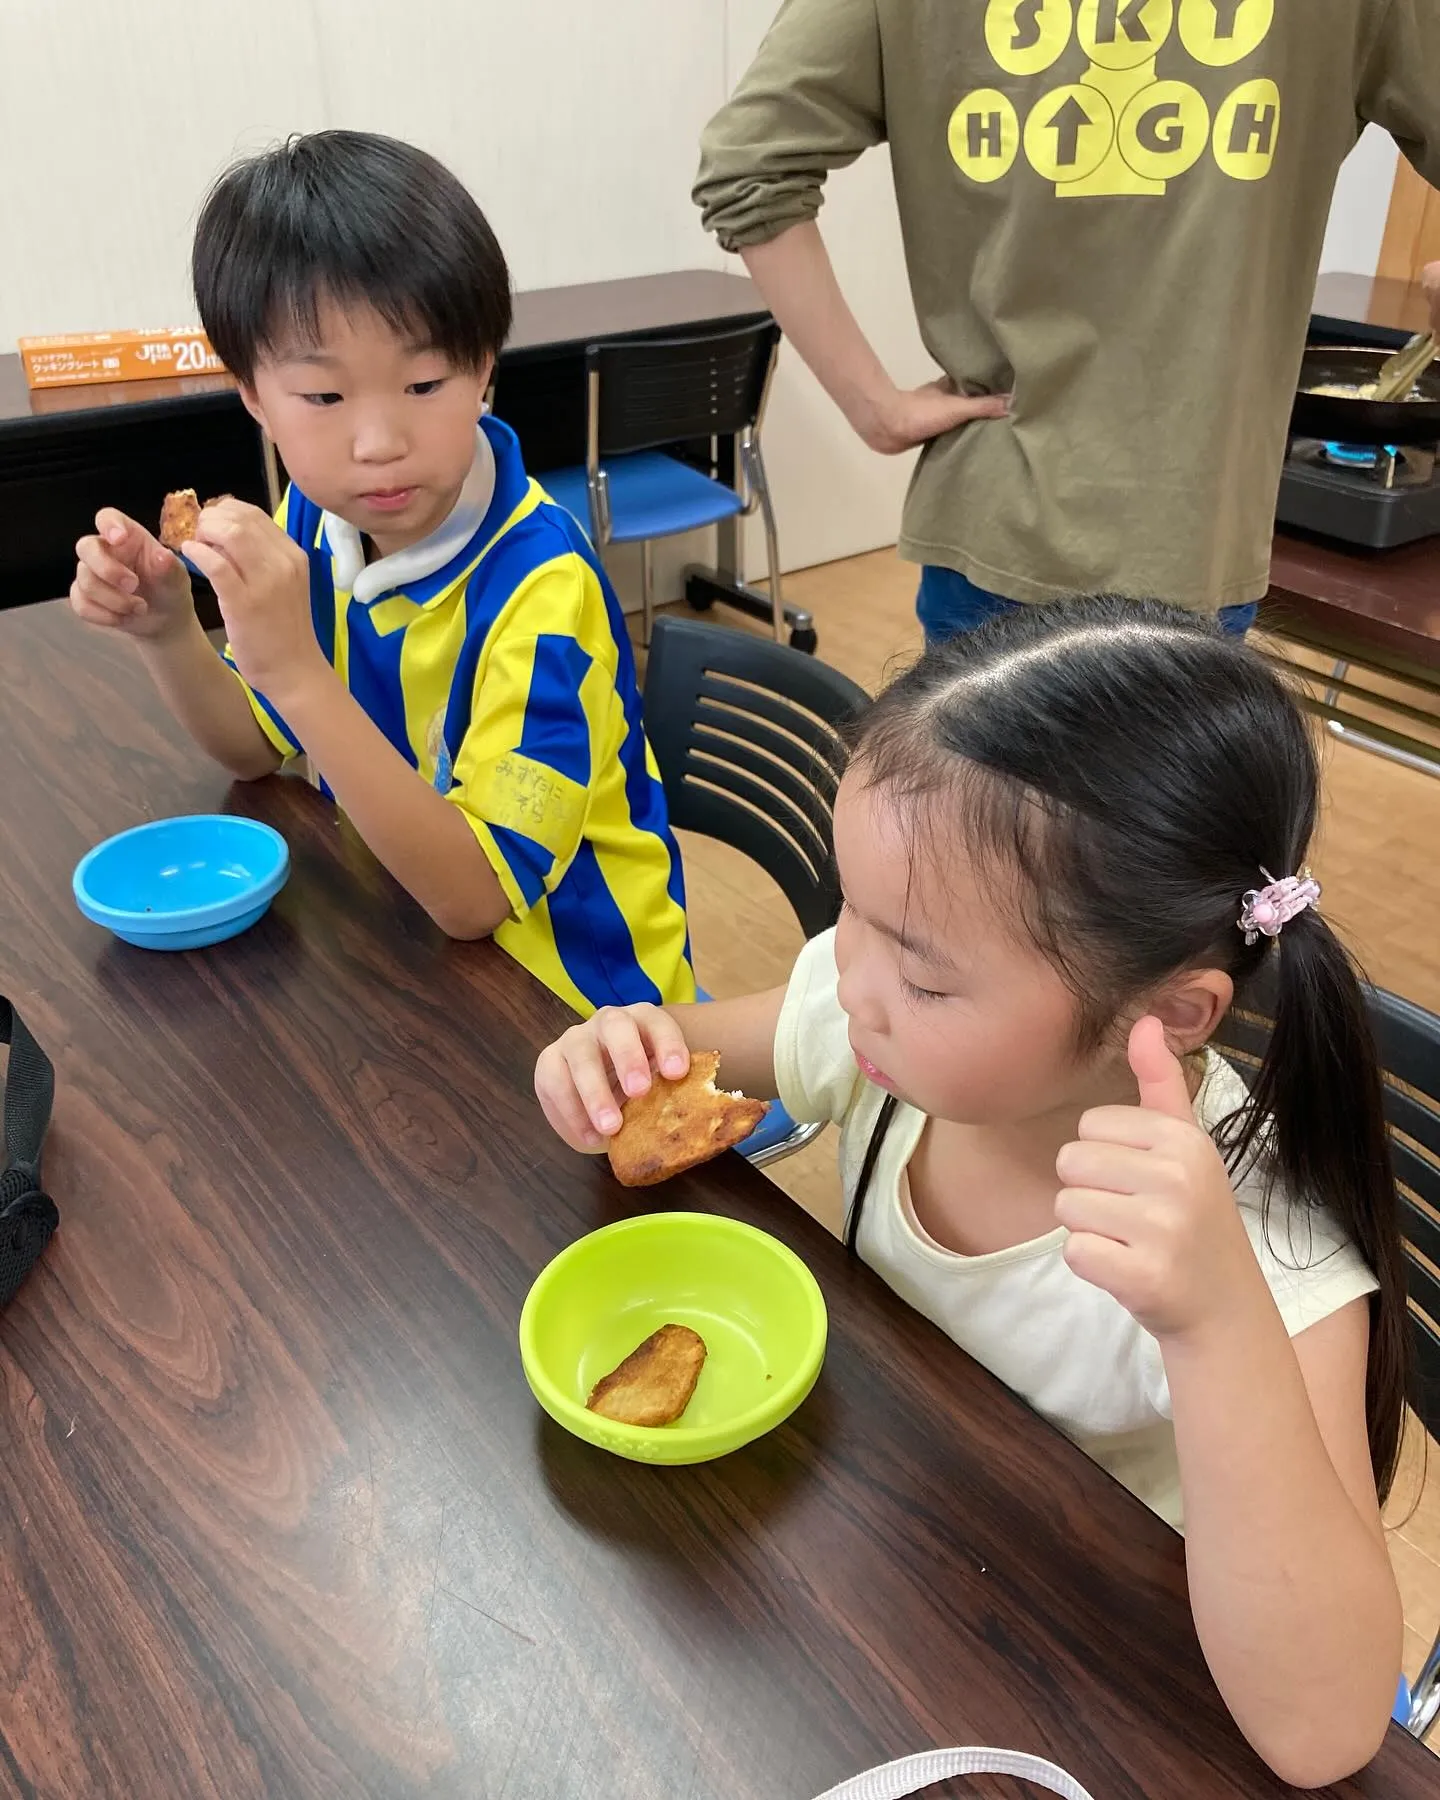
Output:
top-left (222, 416), bottom-right (694, 1015)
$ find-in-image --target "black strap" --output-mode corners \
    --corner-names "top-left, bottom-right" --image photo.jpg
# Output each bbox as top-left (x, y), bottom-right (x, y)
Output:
top-left (0, 997), bottom-right (59, 1309)
top-left (845, 1092), bottom-right (898, 1255)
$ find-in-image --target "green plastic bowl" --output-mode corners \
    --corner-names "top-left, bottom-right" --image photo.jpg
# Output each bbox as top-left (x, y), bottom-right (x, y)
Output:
top-left (519, 1213), bottom-right (827, 1464)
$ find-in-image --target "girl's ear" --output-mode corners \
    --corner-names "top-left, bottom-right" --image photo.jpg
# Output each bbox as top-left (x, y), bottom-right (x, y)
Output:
top-left (1144, 966), bottom-right (1234, 1058)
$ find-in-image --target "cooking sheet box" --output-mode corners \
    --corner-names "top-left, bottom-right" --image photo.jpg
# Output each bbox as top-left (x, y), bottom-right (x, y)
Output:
top-left (18, 327), bottom-right (225, 390)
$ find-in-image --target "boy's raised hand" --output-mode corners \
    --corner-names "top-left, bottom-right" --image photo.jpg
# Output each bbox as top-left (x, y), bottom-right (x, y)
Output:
top-left (71, 508), bottom-right (195, 641)
top-left (1054, 1016), bottom-right (1265, 1341)
top-left (534, 1004), bottom-right (691, 1153)
top-left (180, 498), bottom-right (323, 701)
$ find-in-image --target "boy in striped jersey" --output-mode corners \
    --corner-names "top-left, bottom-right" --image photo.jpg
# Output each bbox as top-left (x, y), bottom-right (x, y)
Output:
top-left (71, 131), bottom-right (693, 1016)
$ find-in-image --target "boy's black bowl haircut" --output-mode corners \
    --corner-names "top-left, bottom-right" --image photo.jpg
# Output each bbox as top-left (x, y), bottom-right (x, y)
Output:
top-left (192, 129), bottom-right (512, 384)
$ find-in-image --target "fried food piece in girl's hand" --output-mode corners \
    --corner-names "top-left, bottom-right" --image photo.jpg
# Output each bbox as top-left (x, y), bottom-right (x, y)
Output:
top-left (587, 1323), bottom-right (708, 1426)
top-left (158, 489), bottom-right (203, 551)
top-left (606, 1050), bottom-right (767, 1188)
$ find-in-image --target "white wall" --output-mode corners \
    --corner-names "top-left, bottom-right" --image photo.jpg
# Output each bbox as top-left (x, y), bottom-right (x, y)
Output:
top-left (0, 3), bottom-right (1415, 600)
top-left (0, 0), bottom-right (724, 344)
top-left (0, 1), bottom-right (325, 347)
top-left (1320, 125), bottom-right (1401, 276)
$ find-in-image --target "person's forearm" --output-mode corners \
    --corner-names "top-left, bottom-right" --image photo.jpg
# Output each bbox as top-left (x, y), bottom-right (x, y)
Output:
top-left (655, 987), bottom-right (787, 1100)
top-left (137, 614), bottom-right (281, 780)
top-left (1166, 1308), bottom-right (1400, 1786)
top-left (742, 222), bottom-right (897, 439)
top-left (270, 670), bottom-right (510, 939)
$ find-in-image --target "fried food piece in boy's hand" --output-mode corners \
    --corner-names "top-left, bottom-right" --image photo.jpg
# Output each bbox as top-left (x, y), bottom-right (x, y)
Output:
top-left (158, 488), bottom-right (202, 551)
top-left (606, 1050), bottom-right (767, 1187)
top-left (587, 1324), bottom-right (708, 1426)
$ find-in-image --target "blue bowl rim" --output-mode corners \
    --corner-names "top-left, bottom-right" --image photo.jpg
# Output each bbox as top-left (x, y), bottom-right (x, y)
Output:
top-left (73, 814), bottom-right (290, 932)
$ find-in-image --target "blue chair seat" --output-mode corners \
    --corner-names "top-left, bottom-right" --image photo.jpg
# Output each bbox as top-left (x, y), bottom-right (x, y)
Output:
top-left (544, 452), bottom-right (745, 545)
top-left (735, 1099), bottom-right (806, 1159)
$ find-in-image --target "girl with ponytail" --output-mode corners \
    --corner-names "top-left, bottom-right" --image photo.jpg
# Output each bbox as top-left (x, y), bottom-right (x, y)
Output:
top-left (535, 596), bottom-right (1409, 1786)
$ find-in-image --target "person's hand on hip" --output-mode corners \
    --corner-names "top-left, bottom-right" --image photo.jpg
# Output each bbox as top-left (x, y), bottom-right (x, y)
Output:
top-left (860, 377), bottom-right (1010, 456)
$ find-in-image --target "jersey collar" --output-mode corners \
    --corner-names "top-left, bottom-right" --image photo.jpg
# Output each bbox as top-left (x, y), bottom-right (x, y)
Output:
top-left (321, 423), bottom-right (498, 607)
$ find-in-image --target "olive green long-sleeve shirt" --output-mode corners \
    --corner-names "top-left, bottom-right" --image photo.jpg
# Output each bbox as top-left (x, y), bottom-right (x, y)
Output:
top-left (696, 0), bottom-right (1440, 610)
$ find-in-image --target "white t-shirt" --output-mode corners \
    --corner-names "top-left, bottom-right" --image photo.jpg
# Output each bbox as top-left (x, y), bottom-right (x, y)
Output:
top-left (775, 931), bottom-right (1379, 1531)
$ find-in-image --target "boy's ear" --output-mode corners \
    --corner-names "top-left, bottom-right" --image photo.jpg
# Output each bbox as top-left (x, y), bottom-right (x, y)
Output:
top-left (236, 383), bottom-right (268, 431)
top-left (1145, 967), bottom-right (1234, 1059)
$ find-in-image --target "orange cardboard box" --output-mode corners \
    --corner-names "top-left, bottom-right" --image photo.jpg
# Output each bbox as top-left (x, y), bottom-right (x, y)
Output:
top-left (18, 327), bottom-right (226, 390)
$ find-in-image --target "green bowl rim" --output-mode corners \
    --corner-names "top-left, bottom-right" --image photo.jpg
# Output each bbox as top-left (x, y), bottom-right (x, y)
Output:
top-left (518, 1211), bottom-right (828, 1454)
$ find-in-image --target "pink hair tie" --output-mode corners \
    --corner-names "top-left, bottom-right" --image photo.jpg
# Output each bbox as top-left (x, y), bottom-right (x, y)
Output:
top-left (1238, 867), bottom-right (1321, 946)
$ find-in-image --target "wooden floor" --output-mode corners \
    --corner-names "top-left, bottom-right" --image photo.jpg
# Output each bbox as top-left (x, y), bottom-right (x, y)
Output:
top-left (656, 547), bottom-right (1440, 1731)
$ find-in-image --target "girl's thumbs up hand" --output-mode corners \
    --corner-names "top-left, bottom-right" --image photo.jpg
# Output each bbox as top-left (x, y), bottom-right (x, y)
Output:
top-left (1054, 1017), bottom-right (1265, 1340)
top-left (1127, 1013), bottom-right (1197, 1121)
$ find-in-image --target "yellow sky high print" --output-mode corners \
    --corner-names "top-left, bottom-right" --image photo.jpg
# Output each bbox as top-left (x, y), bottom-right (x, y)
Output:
top-left (949, 0), bottom-right (1280, 196)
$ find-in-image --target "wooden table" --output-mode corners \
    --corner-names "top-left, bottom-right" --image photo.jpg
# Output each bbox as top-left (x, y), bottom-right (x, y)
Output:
top-left (1263, 531), bottom-right (1440, 772)
top-left (1267, 533), bottom-right (1440, 678)
top-left (2, 602), bottom-right (1433, 1800)
top-left (0, 271), bottom-right (768, 610)
top-left (1264, 270), bottom-right (1440, 770)
top-left (1311, 272), bottom-right (1438, 348)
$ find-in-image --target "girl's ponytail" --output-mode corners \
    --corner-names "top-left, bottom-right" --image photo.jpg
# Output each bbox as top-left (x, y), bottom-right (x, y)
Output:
top-left (1226, 915), bottom-right (1408, 1500)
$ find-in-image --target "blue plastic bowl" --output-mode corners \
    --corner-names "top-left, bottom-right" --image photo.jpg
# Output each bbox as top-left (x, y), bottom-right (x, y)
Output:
top-left (73, 815), bottom-right (290, 950)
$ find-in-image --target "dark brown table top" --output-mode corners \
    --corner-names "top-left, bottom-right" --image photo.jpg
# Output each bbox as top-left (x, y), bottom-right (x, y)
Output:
top-left (1312, 272), bottom-right (1435, 342)
top-left (504, 267), bottom-right (766, 359)
top-left (0, 271), bottom-right (766, 437)
top-left (1267, 530), bottom-right (1440, 677)
top-left (1, 601), bottom-right (1432, 1799)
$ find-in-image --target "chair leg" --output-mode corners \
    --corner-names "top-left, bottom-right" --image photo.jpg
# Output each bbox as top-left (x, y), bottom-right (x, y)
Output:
top-left (1322, 658), bottom-right (1351, 709)
top-left (640, 538), bottom-right (655, 647)
top-left (1408, 1626), bottom-right (1440, 1738)
top-left (748, 441), bottom-right (786, 644)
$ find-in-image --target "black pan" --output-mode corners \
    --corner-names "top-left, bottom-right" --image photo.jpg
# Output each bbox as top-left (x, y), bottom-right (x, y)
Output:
top-left (1290, 344), bottom-right (1440, 446)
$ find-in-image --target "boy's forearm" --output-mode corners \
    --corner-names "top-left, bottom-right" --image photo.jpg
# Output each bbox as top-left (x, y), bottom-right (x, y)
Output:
top-left (741, 223), bottom-right (896, 438)
top-left (1165, 1310), bottom-right (1400, 1785)
top-left (269, 671), bottom-right (510, 940)
top-left (136, 615), bottom-right (281, 780)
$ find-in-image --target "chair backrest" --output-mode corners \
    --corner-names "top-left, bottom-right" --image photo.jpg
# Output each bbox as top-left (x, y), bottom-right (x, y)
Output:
top-left (643, 616), bottom-right (870, 941)
top-left (1213, 981), bottom-right (1440, 1439)
top-left (588, 322), bottom-right (780, 460)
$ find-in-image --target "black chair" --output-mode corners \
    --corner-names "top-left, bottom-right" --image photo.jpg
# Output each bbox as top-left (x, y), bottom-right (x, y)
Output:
top-left (542, 322), bottom-right (816, 650)
top-left (644, 615), bottom-right (871, 1162)
top-left (1215, 983), bottom-right (1440, 1737)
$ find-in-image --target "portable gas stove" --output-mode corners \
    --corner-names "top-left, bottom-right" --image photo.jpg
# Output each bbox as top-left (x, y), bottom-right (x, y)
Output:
top-left (1276, 436), bottom-right (1440, 550)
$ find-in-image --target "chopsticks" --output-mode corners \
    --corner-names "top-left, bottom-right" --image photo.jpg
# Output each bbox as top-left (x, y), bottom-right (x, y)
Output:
top-left (1372, 331), bottom-right (1438, 404)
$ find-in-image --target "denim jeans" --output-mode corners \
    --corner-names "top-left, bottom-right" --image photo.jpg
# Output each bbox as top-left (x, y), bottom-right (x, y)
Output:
top-left (916, 565), bottom-right (1259, 646)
